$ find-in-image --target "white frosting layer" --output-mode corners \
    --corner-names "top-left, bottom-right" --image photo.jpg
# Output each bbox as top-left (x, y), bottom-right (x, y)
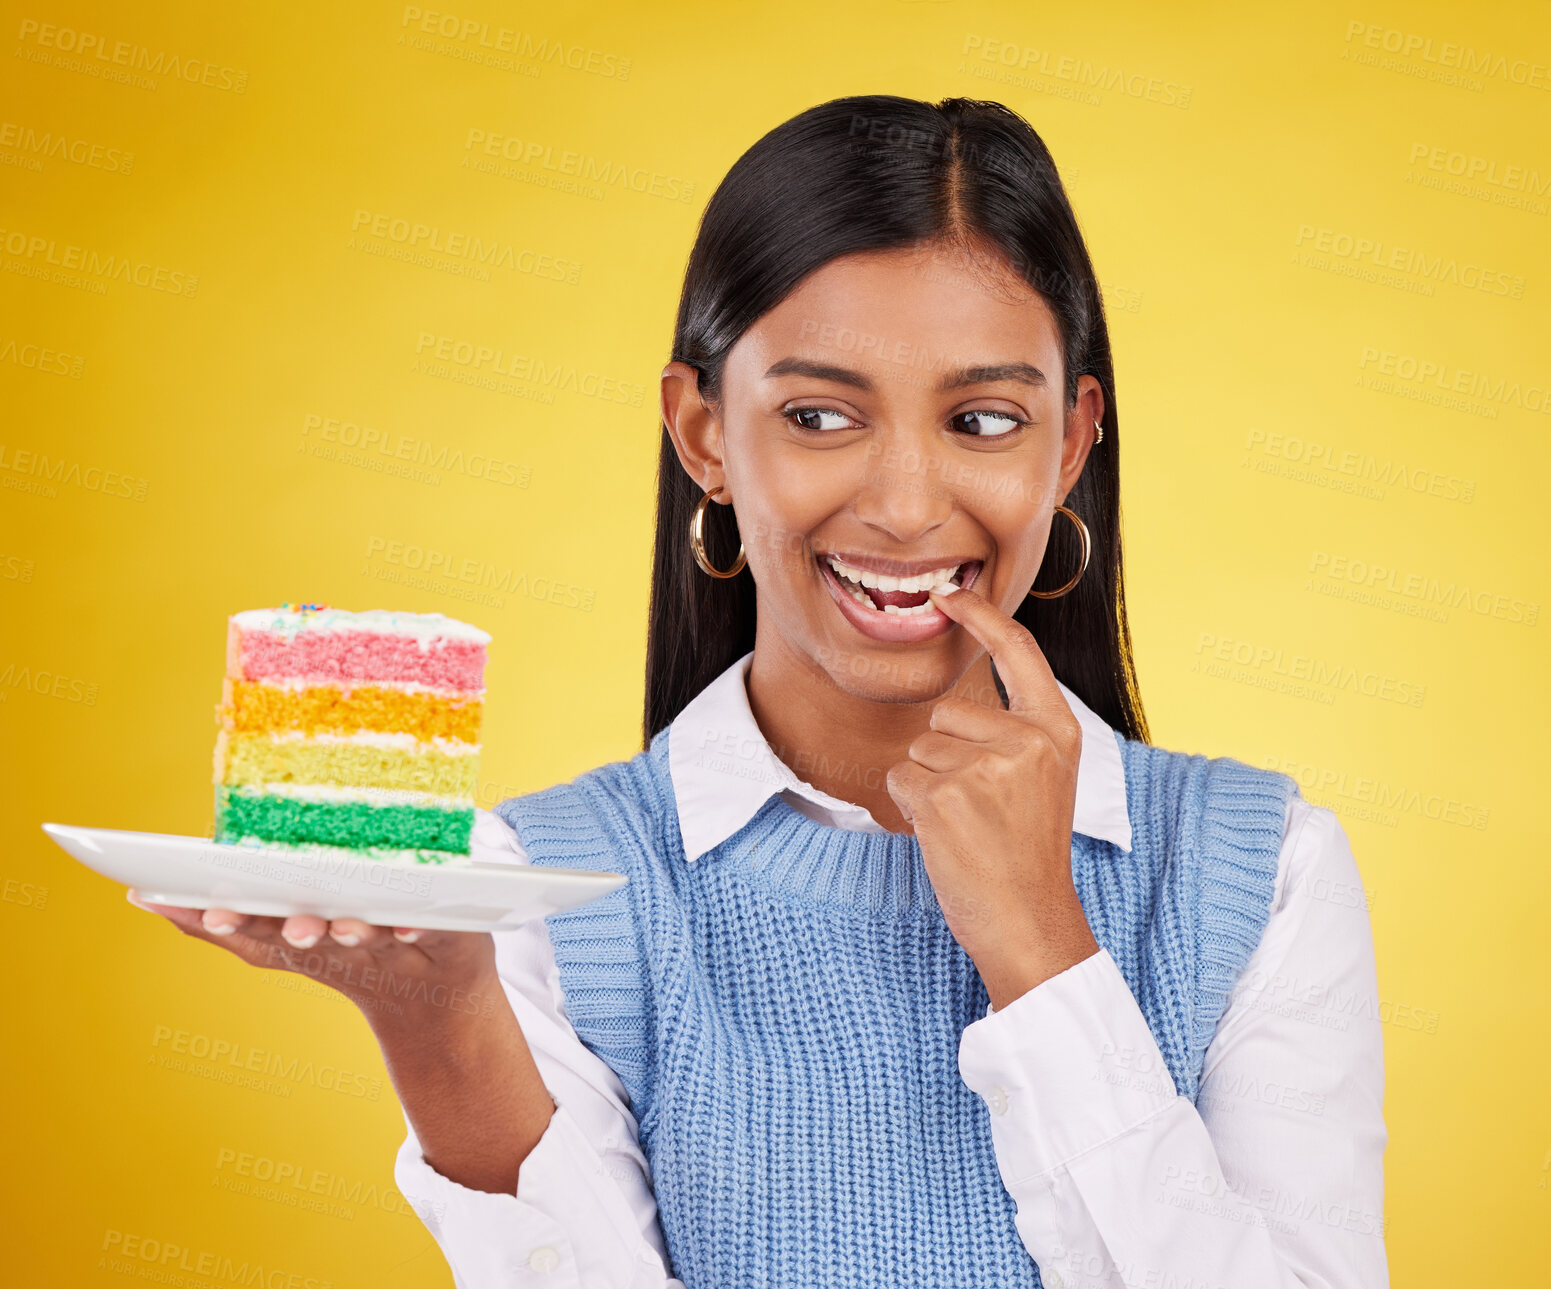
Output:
top-left (231, 782), bottom-right (473, 810)
top-left (231, 607), bottom-right (491, 645)
top-left (258, 730), bottom-right (481, 755)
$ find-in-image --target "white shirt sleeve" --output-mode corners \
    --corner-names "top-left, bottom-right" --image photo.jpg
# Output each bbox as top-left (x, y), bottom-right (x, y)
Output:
top-left (394, 808), bottom-right (685, 1289)
top-left (957, 799), bottom-right (1389, 1289)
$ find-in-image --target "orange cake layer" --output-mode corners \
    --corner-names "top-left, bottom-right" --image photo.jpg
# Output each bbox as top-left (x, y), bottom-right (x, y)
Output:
top-left (220, 677), bottom-right (482, 743)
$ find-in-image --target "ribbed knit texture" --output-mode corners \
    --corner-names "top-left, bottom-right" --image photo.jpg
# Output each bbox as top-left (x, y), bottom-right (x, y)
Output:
top-left (496, 724), bottom-right (1296, 1289)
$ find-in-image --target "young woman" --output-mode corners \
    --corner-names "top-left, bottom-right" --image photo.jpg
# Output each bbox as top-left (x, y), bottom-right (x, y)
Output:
top-left (132, 95), bottom-right (1388, 1288)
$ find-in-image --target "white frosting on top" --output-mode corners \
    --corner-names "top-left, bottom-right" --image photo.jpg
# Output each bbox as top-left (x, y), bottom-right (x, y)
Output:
top-left (231, 607), bottom-right (491, 645)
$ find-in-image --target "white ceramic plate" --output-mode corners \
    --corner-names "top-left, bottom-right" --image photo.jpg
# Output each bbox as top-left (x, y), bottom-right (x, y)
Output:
top-left (41, 823), bottom-right (627, 932)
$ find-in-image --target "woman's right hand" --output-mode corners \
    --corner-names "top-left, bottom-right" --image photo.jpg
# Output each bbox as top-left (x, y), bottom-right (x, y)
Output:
top-left (125, 889), bottom-right (504, 1032)
top-left (127, 889), bottom-right (558, 1193)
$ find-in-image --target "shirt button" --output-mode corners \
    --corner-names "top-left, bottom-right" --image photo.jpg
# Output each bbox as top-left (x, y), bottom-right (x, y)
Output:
top-left (527, 1246), bottom-right (561, 1272)
top-left (984, 1085), bottom-right (1008, 1116)
top-left (1046, 1271), bottom-right (1065, 1289)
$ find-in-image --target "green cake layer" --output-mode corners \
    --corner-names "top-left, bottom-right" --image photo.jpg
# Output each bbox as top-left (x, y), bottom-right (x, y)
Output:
top-left (214, 787), bottom-right (473, 853)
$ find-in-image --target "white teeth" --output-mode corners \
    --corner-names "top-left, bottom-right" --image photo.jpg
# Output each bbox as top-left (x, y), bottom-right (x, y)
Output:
top-left (823, 554), bottom-right (972, 620)
top-left (825, 555), bottom-right (963, 592)
top-left (842, 582), bottom-right (872, 609)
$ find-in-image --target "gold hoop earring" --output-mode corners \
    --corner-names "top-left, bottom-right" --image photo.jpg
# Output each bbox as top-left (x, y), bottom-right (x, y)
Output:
top-left (689, 485), bottom-right (746, 578)
top-left (1026, 504), bottom-right (1091, 599)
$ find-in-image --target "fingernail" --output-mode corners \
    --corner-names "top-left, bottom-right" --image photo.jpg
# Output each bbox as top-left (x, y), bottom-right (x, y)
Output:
top-left (206, 920), bottom-right (237, 936)
top-left (930, 581), bottom-right (959, 596)
top-left (126, 888), bottom-right (150, 911)
top-left (393, 929), bottom-right (421, 944)
top-left (330, 931), bottom-right (360, 947)
top-left (283, 932), bottom-right (320, 949)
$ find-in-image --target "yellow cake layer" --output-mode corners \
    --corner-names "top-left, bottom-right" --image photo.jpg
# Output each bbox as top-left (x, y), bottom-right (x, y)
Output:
top-left (214, 729), bottom-right (478, 797)
top-left (219, 677), bottom-right (482, 743)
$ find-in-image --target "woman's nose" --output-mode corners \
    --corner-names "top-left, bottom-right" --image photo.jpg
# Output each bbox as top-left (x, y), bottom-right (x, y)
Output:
top-left (851, 438), bottom-right (954, 544)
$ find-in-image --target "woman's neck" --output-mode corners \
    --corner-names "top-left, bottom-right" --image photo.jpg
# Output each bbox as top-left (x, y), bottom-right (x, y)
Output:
top-left (744, 632), bottom-right (1004, 835)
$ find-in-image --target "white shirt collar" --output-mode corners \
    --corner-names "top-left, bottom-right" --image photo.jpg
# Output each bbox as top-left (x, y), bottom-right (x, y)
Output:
top-left (667, 650), bottom-right (1133, 863)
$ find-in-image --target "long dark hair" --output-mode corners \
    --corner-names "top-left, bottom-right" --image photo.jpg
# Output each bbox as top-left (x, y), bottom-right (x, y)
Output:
top-left (643, 94), bottom-right (1148, 748)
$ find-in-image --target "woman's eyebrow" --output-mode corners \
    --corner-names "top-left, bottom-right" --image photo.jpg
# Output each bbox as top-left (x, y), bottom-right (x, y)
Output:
top-left (763, 357), bottom-right (1048, 391)
top-left (942, 362), bottom-right (1048, 391)
top-left (764, 357), bottom-right (872, 388)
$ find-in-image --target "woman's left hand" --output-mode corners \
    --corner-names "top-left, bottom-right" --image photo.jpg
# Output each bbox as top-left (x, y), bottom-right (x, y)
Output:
top-left (885, 582), bottom-right (1101, 1011)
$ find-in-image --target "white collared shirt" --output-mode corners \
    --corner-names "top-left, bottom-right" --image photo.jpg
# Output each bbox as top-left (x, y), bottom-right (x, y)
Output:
top-left (395, 651), bottom-right (1388, 1288)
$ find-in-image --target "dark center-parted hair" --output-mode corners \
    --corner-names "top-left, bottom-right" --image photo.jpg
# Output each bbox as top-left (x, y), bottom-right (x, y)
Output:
top-left (644, 94), bottom-right (1148, 748)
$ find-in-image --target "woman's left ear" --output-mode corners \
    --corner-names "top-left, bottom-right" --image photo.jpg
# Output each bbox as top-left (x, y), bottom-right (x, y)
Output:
top-left (1060, 374), bottom-right (1106, 486)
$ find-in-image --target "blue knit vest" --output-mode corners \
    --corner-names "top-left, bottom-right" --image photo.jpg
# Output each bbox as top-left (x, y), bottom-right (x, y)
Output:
top-left (495, 724), bottom-right (1296, 1289)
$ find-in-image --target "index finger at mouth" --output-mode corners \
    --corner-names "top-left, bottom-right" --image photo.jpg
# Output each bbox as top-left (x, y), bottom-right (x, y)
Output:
top-left (926, 582), bottom-right (1064, 719)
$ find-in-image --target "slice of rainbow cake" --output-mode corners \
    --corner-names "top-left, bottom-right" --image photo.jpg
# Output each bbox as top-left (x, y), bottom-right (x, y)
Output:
top-left (213, 603), bottom-right (490, 864)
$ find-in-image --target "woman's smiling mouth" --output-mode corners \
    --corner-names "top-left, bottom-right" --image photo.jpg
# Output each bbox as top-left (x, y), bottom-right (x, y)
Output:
top-left (815, 551), bottom-right (983, 643)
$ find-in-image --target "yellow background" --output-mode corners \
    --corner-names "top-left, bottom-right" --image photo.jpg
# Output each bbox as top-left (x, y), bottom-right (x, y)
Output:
top-left (4, 1), bottom-right (1547, 1283)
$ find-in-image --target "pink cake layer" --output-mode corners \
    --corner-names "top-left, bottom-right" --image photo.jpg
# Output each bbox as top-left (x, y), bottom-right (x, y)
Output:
top-left (229, 622), bottom-right (486, 689)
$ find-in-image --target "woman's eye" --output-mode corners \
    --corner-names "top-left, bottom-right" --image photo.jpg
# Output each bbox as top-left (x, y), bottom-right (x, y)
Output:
top-left (784, 407), bottom-right (1025, 436)
top-left (787, 407), bottom-right (857, 432)
top-left (954, 410), bottom-right (1025, 437)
